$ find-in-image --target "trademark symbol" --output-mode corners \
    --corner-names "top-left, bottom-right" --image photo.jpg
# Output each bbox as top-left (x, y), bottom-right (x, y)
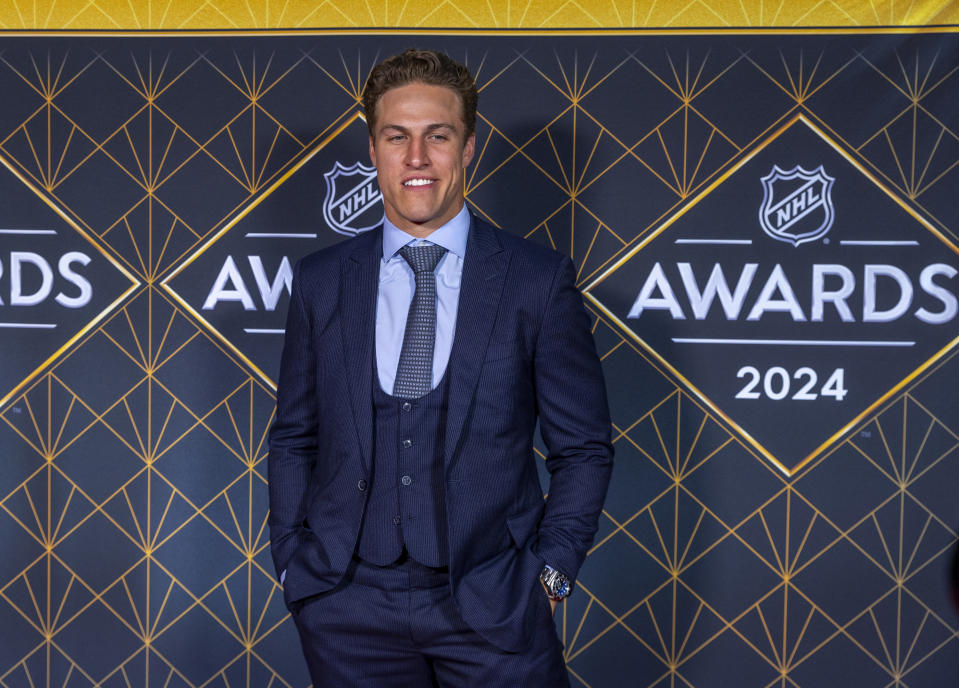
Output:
top-left (860, 430), bottom-right (871, 438)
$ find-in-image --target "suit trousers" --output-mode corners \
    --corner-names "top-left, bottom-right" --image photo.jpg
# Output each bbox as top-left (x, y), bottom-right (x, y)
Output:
top-left (290, 554), bottom-right (571, 687)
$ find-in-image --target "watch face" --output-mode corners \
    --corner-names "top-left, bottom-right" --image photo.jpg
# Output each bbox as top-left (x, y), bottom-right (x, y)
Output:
top-left (546, 572), bottom-right (570, 598)
top-left (542, 567), bottom-right (571, 599)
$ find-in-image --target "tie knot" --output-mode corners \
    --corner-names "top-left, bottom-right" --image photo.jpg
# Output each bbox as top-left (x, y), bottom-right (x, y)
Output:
top-left (399, 244), bottom-right (447, 274)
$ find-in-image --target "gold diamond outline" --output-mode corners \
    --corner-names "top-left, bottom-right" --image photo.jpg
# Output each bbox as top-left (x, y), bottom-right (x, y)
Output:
top-left (583, 112), bottom-right (959, 477)
top-left (0, 149), bottom-right (141, 411)
top-left (160, 108), bottom-right (367, 391)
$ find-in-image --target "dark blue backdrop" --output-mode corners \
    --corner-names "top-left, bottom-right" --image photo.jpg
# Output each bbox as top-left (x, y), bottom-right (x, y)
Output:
top-left (0, 33), bottom-right (957, 687)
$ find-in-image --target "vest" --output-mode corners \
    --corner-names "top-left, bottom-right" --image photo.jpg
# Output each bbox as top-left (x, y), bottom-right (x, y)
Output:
top-left (356, 361), bottom-right (450, 567)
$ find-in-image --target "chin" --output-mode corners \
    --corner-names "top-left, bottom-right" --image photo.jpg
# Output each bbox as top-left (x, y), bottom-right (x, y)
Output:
top-left (401, 212), bottom-right (442, 226)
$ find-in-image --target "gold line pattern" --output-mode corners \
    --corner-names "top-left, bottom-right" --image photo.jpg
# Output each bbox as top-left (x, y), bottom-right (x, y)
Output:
top-left (0, 0), bottom-right (956, 29)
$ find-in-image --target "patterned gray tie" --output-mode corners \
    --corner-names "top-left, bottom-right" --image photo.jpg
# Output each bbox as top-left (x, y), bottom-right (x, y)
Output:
top-left (393, 243), bottom-right (448, 399)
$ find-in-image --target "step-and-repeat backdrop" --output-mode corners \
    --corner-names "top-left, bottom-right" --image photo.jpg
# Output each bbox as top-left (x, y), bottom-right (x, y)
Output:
top-left (1, 27), bottom-right (958, 688)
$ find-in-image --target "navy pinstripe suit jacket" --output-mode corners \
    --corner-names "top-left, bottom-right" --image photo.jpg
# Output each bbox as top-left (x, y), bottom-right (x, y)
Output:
top-left (268, 214), bottom-right (613, 652)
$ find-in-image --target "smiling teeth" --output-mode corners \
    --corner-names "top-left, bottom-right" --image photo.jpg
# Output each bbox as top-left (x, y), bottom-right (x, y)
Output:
top-left (404, 179), bottom-right (433, 186)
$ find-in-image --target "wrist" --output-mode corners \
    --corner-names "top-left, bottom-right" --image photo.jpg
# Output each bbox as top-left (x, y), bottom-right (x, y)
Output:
top-left (540, 564), bottom-right (572, 602)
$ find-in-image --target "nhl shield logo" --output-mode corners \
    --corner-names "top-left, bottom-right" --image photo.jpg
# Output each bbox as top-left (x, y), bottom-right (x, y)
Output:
top-left (322, 161), bottom-right (383, 236)
top-left (759, 165), bottom-right (835, 246)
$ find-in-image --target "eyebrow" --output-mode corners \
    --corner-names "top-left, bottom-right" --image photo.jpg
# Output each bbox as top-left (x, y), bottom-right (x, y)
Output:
top-left (379, 123), bottom-right (456, 134)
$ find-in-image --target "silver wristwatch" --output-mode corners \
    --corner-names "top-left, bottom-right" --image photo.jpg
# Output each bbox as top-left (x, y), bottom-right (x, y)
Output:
top-left (540, 565), bottom-right (572, 601)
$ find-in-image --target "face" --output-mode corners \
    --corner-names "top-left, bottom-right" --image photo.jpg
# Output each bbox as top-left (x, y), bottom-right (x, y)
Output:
top-left (369, 82), bottom-right (475, 237)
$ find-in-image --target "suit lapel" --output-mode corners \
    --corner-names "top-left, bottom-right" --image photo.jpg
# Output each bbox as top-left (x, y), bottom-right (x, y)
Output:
top-left (341, 227), bottom-right (380, 473)
top-left (444, 216), bottom-right (510, 466)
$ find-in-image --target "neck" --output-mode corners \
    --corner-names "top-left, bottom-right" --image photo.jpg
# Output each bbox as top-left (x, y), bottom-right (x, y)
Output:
top-left (386, 203), bottom-right (466, 239)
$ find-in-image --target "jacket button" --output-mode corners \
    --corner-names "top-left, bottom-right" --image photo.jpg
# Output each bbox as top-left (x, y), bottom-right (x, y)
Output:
top-left (401, 439), bottom-right (412, 448)
top-left (393, 516), bottom-right (401, 525)
top-left (401, 475), bottom-right (412, 486)
top-left (357, 479), bottom-right (368, 491)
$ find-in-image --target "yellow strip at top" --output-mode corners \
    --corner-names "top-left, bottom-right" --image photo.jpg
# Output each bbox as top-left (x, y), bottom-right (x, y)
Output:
top-left (0, 0), bottom-right (956, 31)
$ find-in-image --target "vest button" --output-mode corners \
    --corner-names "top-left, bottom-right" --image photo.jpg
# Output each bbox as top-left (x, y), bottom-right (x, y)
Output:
top-left (402, 439), bottom-right (412, 448)
top-left (402, 402), bottom-right (412, 412)
top-left (393, 516), bottom-right (401, 525)
top-left (401, 475), bottom-right (412, 486)
top-left (357, 479), bottom-right (368, 491)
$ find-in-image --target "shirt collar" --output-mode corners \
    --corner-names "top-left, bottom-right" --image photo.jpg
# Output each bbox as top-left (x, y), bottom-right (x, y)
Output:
top-left (382, 205), bottom-right (470, 261)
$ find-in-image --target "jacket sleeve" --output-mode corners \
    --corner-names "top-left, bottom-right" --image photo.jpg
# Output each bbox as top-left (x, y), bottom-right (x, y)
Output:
top-left (267, 259), bottom-right (317, 580)
top-left (531, 255), bottom-right (614, 583)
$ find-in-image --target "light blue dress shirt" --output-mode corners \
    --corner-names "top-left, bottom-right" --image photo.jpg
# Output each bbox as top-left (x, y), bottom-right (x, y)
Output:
top-left (376, 205), bottom-right (469, 395)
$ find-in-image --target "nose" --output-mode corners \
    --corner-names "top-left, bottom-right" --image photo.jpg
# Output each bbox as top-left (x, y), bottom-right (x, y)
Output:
top-left (406, 135), bottom-right (429, 168)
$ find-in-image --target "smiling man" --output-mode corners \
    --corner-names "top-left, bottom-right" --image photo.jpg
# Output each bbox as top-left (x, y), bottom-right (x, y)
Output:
top-left (268, 49), bottom-right (613, 687)
top-left (368, 79), bottom-right (474, 235)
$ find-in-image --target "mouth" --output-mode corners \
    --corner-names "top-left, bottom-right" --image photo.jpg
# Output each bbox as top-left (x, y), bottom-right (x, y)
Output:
top-left (403, 178), bottom-right (435, 187)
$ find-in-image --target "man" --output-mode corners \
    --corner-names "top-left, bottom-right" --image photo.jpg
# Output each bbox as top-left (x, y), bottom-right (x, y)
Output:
top-left (268, 49), bottom-right (613, 686)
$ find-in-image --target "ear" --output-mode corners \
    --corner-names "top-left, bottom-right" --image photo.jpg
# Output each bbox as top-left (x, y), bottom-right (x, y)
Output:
top-left (368, 136), bottom-right (377, 166)
top-left (462, 133), bottom-right (475, 167)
